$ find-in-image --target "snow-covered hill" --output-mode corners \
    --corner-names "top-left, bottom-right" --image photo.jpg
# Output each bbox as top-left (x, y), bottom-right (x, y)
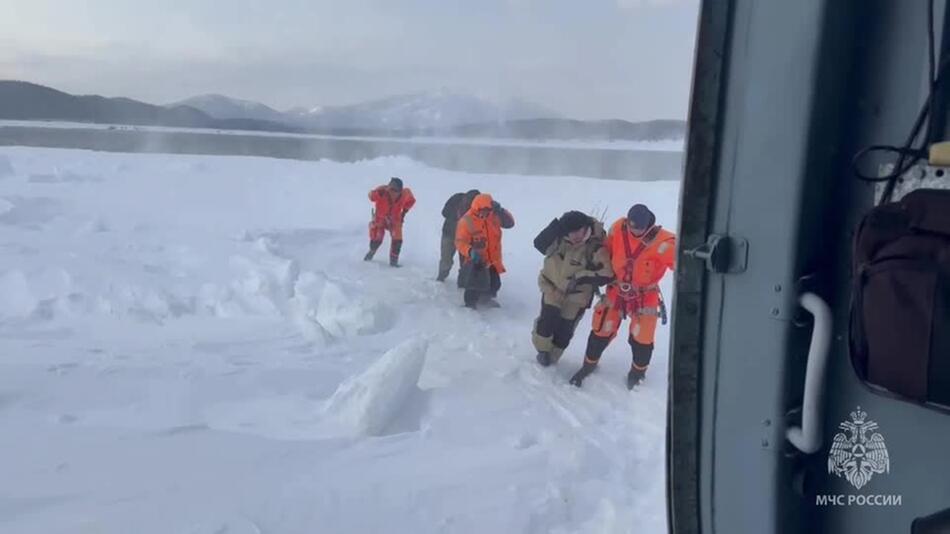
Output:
top-left (0, 147), bottom-right (678, 533)
top-left (298, 89), bottom-right (559, 131)
top-left (171, 94), bottom-right (287, 123)
top-left (284, 105), bottom-right (324, 118)
top-left (172, 90), bottom-right (558, 131)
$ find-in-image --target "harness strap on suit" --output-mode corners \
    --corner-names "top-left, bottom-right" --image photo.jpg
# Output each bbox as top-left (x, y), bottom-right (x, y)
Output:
top-left (616, 224), bottom-right (661, 317)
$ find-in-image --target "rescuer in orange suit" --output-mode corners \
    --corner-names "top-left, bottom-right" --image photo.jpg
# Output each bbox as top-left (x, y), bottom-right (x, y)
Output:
top-left (455, 193), bottom-right (515, 309)
top-left (364, 177), bottom-right (416, 267)
top-left (569, 204), bottom-right (676, 389)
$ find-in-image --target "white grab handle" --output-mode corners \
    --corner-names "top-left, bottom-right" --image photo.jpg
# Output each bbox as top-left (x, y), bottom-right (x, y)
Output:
top-left (786, 292), bottom-right (833, 454)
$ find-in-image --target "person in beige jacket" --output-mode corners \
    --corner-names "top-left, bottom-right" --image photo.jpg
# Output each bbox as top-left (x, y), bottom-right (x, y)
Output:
top-left (532, 211), bottom-right (614, 366)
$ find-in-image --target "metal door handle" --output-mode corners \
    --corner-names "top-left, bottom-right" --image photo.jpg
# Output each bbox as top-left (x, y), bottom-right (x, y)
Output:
top-left (786, 292), bottom-right (832, 454)
top-left (683, 234), bottom-right (748, 273)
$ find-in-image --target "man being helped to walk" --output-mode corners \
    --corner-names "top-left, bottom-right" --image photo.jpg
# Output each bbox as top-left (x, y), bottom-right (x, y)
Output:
top-left (569, 204), bottom-right (676, 389)
top-left (532, 211), bottom-right (613, 367)
top-left (437, 189), bottom-right (480, 282)
top-left (455, 193), bottom-right (515, 309)
top-left (364, 177), bottom-right (416, 267)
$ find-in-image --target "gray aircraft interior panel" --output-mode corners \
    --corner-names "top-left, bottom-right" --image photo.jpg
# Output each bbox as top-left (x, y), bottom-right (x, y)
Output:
top-left (673, 1), bottom-right (950, 533)
top-left (810, 1), bottom-right (950, 532)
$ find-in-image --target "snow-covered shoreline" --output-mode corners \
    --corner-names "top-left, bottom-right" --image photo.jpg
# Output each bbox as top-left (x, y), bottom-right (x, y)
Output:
top-left (0, 120), bottom-right (685, 152)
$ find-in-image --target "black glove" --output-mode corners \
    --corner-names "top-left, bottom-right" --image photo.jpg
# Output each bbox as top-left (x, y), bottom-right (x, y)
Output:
top-left (574, 275), bottom-right (614, 288)
top-left (492, 200), bottom-right (502, 213)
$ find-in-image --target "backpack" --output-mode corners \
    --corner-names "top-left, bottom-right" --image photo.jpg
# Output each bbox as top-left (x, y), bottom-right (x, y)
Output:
top-left (850, 188), bottom-right (950, 409)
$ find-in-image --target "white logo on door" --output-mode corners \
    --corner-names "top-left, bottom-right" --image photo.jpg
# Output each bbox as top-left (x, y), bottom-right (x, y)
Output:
top-left (828, 407), bottom-right (890, 490)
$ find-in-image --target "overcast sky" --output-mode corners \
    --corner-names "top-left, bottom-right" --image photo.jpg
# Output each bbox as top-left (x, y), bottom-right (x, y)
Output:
top-left (0, 0), bottom-right (699, 121)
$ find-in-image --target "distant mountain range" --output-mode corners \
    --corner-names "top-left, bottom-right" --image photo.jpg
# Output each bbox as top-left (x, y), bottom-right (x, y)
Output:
top-left (0, 81), bottom-right (300, 133)
top-left (172, 89), bottom-right (560, 132)
top-left (170, 94), bottom-right (288, 124)
top-left (1, 81), bottom-right (686, 142)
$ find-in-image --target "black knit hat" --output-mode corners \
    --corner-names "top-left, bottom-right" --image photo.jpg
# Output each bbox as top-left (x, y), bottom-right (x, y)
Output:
top-left (559, 211), bottom-right (591, 233)
top-left (627, 204), bottom-right (655, 230)
top-left (389, 177), bottom-right (404, 190)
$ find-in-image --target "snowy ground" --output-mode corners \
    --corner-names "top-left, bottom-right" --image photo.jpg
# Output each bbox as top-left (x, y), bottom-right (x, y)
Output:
top-left (0, 147), bottom-right (680, 534)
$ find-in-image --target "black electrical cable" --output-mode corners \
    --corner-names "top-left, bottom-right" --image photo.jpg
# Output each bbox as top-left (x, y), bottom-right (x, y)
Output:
top-left (926, 0), bottom-right (943, 145)
top-left (851, 146), bottom-right (930, 182)
top-left (930, 0), bottom-right (937, 86)
top-left (852, 0), bottom-right (943, 204)
top-left (851, 59), bottom-right (944, 183)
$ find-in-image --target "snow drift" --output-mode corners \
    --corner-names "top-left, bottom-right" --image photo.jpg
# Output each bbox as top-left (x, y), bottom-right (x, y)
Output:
top-left (324, 337), bottom-right (429, 437)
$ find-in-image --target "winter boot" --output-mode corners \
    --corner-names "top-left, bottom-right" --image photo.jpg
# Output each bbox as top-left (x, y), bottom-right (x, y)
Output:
top-left (569, 360), bottom-right (598, 387)
top-left (627, 339), bottom-right (653, 390)
top-left (481, 297), bottom-right (501, 308)
top-left (463, 290), bottom-right (479, 309)
top-left (364, 240), bottom-right (382, 261)
top-left (436, 262), bottom-right (451, 281)
top-left (627, 365), bottom-right (646, 389)
top-left (389, 240), bottom-right (403, 267)
top-left (536, 351), bottom-right (552, 367)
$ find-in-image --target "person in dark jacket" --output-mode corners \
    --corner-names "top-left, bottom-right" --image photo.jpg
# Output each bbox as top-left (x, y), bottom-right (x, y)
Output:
top-left (437, 189), bottom-right (480, 282)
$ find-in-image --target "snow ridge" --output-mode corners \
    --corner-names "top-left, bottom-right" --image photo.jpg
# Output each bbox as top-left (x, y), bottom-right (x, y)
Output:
top-left (324, 337), bottom-right (429, 437)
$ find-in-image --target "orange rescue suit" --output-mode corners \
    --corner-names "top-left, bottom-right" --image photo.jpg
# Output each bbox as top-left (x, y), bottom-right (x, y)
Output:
top-left (455, 194), bottom-right (512, 273)
top-left (590, 217), bottom-right (676, 345)
top-left (368, 186), bottom-right (416, 241)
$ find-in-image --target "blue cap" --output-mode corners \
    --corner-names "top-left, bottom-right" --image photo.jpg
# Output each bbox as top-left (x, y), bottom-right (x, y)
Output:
top-left (627, 204), bottom-right (655, 230)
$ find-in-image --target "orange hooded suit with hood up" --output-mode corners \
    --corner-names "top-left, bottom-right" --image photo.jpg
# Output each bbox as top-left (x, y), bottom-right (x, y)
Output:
top-left (455, 193), bottom-right (513, 273)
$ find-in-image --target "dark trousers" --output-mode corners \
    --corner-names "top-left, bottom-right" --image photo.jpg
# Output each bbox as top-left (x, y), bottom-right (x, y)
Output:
top-left (585, 332), bottom-right (654, 371)
top-left (437, 233), bottom-right (460, 280)
top-left (535, 303), bottom-right (585, 351)
top-left (463, 267), bottom-right (501, 308)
